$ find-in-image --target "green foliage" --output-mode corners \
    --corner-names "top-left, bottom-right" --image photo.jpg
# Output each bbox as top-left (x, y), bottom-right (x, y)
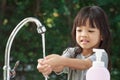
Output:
top-left (0, 0), bottom-right (120, 80)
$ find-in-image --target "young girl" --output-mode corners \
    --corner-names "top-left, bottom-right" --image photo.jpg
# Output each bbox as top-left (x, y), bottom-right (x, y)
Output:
top-left (37, 6), bottom-right (111, 80)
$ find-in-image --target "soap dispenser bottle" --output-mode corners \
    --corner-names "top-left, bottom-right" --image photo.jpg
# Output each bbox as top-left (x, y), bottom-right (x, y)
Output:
top-left (86, 49), bottom-right (110, 80)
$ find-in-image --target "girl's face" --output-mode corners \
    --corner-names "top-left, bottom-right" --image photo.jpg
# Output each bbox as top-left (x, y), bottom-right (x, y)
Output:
top-left (76, 20), bottom-right (102, 51)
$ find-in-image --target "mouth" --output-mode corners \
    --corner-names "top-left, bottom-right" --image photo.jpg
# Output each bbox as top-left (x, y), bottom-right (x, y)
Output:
top-left (81, 39), bottom-right (89, 44)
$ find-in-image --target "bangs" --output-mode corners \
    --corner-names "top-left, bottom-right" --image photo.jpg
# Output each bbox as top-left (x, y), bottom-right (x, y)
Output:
top-left (74, 14), bottom-right (99, 28)
top-left (74, 7), bottom-right (101, 29)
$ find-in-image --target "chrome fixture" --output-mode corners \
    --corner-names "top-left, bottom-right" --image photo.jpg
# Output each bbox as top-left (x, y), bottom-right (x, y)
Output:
top-left (3, 17), bottom-right (47, 80)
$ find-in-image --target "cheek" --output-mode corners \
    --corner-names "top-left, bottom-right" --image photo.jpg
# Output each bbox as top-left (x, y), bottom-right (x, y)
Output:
top-left (92, 35), bottom-right (101, 43)
top-left (76, 33), bottom-right (79, 42)
top-left (76, 32), bottom-right (80, 39)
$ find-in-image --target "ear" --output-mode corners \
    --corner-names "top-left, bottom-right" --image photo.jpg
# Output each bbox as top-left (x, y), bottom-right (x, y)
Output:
top-left (101, 35), bottom-right (103, 40)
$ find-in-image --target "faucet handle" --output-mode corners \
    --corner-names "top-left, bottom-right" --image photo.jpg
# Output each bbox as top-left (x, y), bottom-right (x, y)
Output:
top-left (10, 60), bottom-right (20, 78)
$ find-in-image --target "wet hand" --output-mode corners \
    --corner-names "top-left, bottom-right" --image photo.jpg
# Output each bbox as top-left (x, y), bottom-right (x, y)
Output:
top-left (53, 65), bottom-right (64, 73)
top-left (44, 54), bottom-right (64, 68)
top-left (37, 59), bottom-right (52, 76)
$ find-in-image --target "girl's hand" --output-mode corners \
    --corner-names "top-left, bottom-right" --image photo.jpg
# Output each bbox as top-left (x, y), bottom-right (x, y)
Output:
top-left (37, 59), bottom-right (52, 76)
top-left (44, 54), bottom-right (64, 68)
top-left (53, 65), bottom-right (64, 73)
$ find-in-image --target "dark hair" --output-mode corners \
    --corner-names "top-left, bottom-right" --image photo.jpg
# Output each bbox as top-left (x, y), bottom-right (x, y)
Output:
top-left (71, 6), bottom-right (112, 71)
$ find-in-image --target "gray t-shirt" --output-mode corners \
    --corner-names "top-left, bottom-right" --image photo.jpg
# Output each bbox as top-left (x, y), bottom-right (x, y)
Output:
top-left (58, 47), bottom-right (108, 80)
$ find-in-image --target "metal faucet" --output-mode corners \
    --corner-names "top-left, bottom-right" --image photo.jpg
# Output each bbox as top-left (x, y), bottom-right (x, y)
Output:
top-left (3, 17), bottom-right (47, 80)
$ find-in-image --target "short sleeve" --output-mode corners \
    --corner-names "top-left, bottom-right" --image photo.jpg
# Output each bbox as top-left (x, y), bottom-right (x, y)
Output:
top-left (88, 52), bottom-right (108, 68)
top-left (55, 47), bottom-right (76, 75)
top-left (62, 47), bottom-right (76, 58)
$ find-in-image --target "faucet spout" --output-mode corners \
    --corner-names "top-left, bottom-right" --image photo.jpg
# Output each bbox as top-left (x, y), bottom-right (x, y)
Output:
top-left (3, 17), bottom-right (46, 80)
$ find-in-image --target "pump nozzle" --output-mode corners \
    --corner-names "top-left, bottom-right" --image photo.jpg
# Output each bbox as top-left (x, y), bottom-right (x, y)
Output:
top-left (93, 48), bottom-right (106, 67)
top-left (86, 49), bottom-right (110, 80)
top-left (93, 49), bottom-right (105, 62)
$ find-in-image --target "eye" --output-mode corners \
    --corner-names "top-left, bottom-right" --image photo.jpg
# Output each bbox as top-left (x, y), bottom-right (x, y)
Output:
top-left (76, 29), bottom-right (82, 32)
top-left (88, 30), bottom-right (95, 33)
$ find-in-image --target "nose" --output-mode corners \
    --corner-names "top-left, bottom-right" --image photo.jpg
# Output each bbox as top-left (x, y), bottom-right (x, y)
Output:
top-left (81, 30), bottom-right (88, 37)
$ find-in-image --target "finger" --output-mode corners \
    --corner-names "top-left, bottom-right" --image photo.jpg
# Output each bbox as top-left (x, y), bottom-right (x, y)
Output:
top-left (38, 59), bottom-right (45, 65)
top-left (37, 59), bottom-right (44, 63)
top-left (37, 63), bottom-right (51, 74)
top-left (37, 63), bottom-right (47, 72)
top-left (37, 63), bottom-right (43, 72)
top-left (42, 65), bottom-right (52, 76)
